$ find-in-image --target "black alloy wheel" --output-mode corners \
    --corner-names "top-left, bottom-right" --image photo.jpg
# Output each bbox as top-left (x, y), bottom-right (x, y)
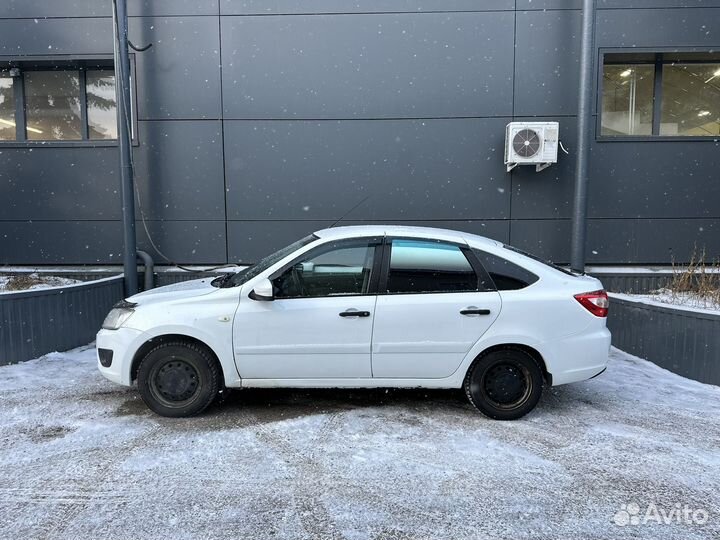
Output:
top-left (464, 348), bottom-right (544, 420)
top-left (137, 341), bottom-right (220, 417)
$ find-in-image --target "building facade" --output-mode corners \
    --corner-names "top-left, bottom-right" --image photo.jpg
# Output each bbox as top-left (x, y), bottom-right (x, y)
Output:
top-left (1, 0), bottom-right (719, 266)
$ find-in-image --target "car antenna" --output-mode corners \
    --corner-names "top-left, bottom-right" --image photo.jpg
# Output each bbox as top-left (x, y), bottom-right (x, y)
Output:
top-left (329, 195), bottom-right (372, 228)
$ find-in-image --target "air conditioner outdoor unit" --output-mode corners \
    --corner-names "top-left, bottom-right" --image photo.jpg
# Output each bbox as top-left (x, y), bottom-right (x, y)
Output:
top-left (504, 121), bottom-right (559, 172)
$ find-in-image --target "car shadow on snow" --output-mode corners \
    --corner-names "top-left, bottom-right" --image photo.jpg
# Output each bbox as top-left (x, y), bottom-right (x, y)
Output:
top-left (110, 384), bottom-right (606, 427)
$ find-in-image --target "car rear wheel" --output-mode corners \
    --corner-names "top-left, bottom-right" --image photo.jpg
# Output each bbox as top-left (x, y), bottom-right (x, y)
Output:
top-left (137, 341), bottom-right (220, 418)
top-left (464, 348), bottom-right (544, 420)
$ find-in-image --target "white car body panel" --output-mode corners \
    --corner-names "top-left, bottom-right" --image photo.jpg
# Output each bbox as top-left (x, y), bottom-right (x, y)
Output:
top-left (232, 294), bottom-right (376, 379)
top-left (371, 291), bottom-right (501, 378)
top-left (96, 225), bottom-right (610, 392)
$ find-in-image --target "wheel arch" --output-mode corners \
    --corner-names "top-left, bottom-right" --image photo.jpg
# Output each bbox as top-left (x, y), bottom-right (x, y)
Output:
top-left (466, 343), bottom-right (552, 386)
top-left (130, 334), bottom-right (225, 385)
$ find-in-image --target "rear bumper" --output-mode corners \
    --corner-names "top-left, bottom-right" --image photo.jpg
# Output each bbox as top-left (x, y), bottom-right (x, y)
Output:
top-left (539, 326), bottom-right (611, 386)
top-left (96, 327), bottom-right (147, 386)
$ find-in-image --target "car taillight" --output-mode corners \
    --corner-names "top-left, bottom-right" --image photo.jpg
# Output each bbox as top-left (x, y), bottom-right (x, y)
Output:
top-left (574, 290), bottom-right (609, 317)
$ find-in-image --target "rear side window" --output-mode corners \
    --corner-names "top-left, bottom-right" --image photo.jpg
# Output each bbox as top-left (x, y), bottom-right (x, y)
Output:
top-left (386, 239), bottom-right (478, 294)
top-left (474, 250), bottom-right (538, 291)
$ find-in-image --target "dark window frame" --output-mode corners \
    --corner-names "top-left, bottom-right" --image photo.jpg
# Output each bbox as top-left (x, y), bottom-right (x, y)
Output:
top-left (0, 55), bottom-right (137, 147)
top-left (597, 48), bottom-right (720, 143)
top-left (378, 237), bottom-right (495, 296)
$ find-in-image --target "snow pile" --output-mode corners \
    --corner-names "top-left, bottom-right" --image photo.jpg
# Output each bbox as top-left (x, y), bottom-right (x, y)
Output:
top-left (613, 289), bottom-right (720, 314)
top-left (0, 273), bottom-right (82, 293)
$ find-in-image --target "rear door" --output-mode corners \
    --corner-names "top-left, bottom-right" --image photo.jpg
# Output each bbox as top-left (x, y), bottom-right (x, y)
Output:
top-left (371, 238), bottom-right (501, 379)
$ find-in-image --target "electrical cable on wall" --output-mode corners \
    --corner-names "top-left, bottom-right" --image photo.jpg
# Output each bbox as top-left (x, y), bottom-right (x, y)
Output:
top-left (112, 0), bottom-right (239, 274)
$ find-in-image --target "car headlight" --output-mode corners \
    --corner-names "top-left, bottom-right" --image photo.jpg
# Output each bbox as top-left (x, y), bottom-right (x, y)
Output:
top-left (102, 300), bottom-right (137, 330)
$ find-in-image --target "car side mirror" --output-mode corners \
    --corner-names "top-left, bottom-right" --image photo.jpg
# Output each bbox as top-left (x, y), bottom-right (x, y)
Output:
top-left (249, 278), bottom-right (274, 301)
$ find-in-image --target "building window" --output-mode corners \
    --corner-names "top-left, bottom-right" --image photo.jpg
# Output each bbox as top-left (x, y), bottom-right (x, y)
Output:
top-left (0, 75), bottom-right (15, 140)
top-left (601, 52), bottom-right (720, 138)
top-left (0, 61), bottom-right (122, 143)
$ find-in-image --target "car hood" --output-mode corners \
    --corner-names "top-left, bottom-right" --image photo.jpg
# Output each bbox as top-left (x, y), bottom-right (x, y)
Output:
top-left (126, 278), bottom-right (218, 305)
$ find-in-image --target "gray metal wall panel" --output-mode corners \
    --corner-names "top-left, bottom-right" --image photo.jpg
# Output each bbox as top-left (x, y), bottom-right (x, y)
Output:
top-left (599, 0), bottom-right (720, 8)
top-left (0, 276), bottom-right (124, 365)
top-left (221, 12), bottom-right (515, 119)
top-left (127, 1), bottom-right (220, 17)
top-left (0, 221), bottom-right (227, 264)
top-left (0, 1), bottom-right (218, 18)
top-left (223, 118), bottom-right (511, 221)
top-left (509, 219), bottom-right (572, 263)
top-left (129, 17), bottom-right (221, 120)
top-left (0, 3), bottom-right (719, 267)
top-left (608, 297), bottom-right (720, 386)
top-left (514, 10), bottom-right (582, 116)
top-left (0, 18), bottom-right (113, 55)
top-left (511, 116), bottom-right (577, 219)
top-left (0, 222), bottom-right (123, 264)
top-left (135, 220), bottom-right (227, 263)
top-left (596, 8), bottom-right (720, 47)
top-left (517, 0), bottom-right (720, 8)
top-left (0, 147), bottom-right (120, 220)
top-left (134, 120), bottom-right (225, 220)
top-left (228, 220), bottom-right (333, 263)
top-left (228, 219), bottom-right (509, 263)
top-left (516, 1), bottom-right (581, 8)
top-left (587, 219), bottom-right (720, 264)
top-left (589, 141), bottom-right (720, 219)
top-left (221, 0), bottom-right (514, 15)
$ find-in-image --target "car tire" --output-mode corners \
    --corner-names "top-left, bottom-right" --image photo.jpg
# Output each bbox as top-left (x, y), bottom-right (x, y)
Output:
top-left (464, 348), bottom-right (544, 420)
top-left (137, 341), bottom-right (221, 418)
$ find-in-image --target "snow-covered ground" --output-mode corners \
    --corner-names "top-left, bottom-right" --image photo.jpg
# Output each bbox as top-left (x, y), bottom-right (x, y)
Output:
top-left (0, 346), bottom-right (718, 539)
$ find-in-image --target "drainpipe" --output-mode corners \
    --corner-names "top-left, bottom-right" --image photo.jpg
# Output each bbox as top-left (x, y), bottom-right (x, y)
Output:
top-left (112, 0), bottom-right (138, 296)
top-left (136, 250), bottom-right (155, 291)
top-left (570, 0), bottom-right (596, 273)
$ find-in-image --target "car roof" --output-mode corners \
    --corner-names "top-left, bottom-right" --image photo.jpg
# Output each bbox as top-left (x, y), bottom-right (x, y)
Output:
top-left (314, 225), bottom-right (502, 248)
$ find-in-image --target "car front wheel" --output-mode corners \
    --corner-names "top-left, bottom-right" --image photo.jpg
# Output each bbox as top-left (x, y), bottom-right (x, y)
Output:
top-left (464, 348), bottom-right (544, 420)
top-left (137, 341), bottom-right (220, 417)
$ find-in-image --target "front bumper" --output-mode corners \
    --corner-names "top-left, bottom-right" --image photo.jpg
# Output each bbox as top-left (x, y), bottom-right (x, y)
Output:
top-left (96, 327), bottom-right (147, 386)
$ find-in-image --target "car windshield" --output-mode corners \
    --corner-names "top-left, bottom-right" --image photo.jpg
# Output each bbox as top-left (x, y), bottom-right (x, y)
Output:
top-left (502, 244), bottom-right (580, 277)
top-left (221, 234), bottom-right (318, 288)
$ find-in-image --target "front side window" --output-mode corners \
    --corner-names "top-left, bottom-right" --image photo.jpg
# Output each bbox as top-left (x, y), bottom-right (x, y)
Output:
top-left (600, 52), bottom-right (720, 138)
top-left (273, 241), bottom-right (376, 299)
top-left (386, 239), bottom-right (478, 294)
top-left (0, 63), bottom-right (120, 142)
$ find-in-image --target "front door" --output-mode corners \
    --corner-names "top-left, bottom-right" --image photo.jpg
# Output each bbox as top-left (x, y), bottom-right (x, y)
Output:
top-left (233, 238), bottom-right (381, 379)
top-left (372, 238), bottom-right (501, 379)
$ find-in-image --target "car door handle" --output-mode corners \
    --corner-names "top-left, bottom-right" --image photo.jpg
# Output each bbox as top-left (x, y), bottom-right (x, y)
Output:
top-left (460, 308), bottom-right (491, 316)
top-left (339, 310), bottom-right (371, 318)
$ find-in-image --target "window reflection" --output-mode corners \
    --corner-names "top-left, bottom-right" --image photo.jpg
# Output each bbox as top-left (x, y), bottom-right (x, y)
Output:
top-left (0, 77), bottom-right (14, 140)
top-left (601, 64), bottom-right (655, 136)
top-left (86, 70), bottom-right (117, 140)
top-left (25, 71), bottom-right (82, 140)
top-left (661, 64), bottom-right (720, 136)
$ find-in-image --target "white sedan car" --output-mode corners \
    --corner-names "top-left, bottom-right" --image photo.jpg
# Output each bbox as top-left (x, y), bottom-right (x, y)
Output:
top-left (97, 226), bottom-right (610, 420)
